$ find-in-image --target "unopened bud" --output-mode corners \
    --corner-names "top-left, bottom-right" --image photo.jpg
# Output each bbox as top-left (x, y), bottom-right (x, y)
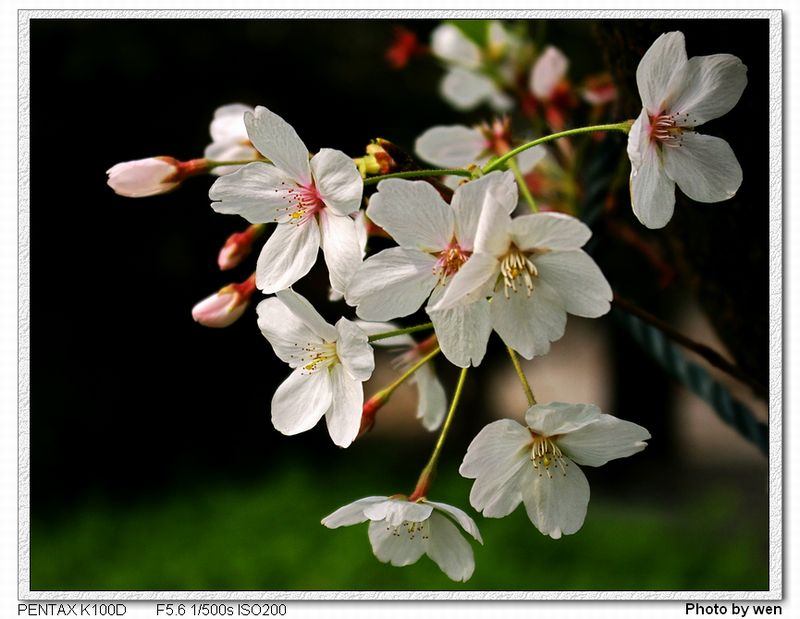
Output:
top-left (218, 224), bottom-right (266, 271)
top-left (358, 391), bottom-right (390, 438)
top-left (191, 274), bottom-right (256, 328)
top-left (107, 157), bottom-right (208, 198)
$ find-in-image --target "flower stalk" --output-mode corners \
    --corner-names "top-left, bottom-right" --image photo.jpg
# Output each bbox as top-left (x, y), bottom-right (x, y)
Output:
top-left (367, 322), bottom-right (434, 343)
top-left (506, 345), bottom-right (536, 406)
top-left (363, 168), bottom-right (473, 186)
top-left (482, 121), bottom-right (634, 174)
top-left (408, 366), bottom-right (469, 501)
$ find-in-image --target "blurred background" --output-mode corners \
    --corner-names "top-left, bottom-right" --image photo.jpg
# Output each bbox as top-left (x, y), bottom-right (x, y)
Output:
top-left (29, 18), bottom-right (770, 590)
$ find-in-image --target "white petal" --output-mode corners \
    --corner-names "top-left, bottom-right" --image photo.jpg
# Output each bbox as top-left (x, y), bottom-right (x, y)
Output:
top-left (629, 126), bottom-right (676, 229)
top-left (520, 456), bottom-right (590, 539)
top-left (209, 103), bottom-right (252, 143)
top-left (310, 149), bottom-right (363, 216)
top-left (271, 367), bottom-right (332, 436)
top-left (509, 212), bottom-right (592, 252)
top-left (368, 520), bottom-right (427, 567)
top-left (530, 46), bottom-right (568, 100)
top-left (460, 419), bottom-right (532, 518)
top-left (662, 132), bottom-right (743, 203)
top-left (425, 512), bottom-right (475, 581)
top-left (428, 253), bottom-right (499, 312)
top-left (557, 414), bottom-right (651, 467)
top-left (667, 54), bottom-right (747, 126)
top-left (490, 279), bottom-right (567, 359)
top-left (367, 179), bottom-right (454, 252)
top-left (524, 401), bottom-right (603, 437)
top-left (472, 190), bottom-right (514, 256)
top-left (205, 143), bottom-right (259, 176)
top-left (325, 364), bottom-right (363, 448)
top-left (451, 171), bottom-right (517, 251)
top-left (209, 162), bottom-right (297, 224)
top-left (245, 106), bottom-right (311, 185)
top-left (426, 501), bottom-right (483, 543)
top-left (431, 24), bottom-right (481, 68)
top-left (255, 220), bottom-right (320, 294)
top-left (334, 318), bottom-right (374, 382)
top-left (321, 496), bottom-right (389, 528)
top-left (414, 125), bottom-right (487, 168)
top-left (345, 247), bottom-right (438, 321)
top-left (441, 67), bottom-right (500, 111)
top-left (273, 288), bottom-right (338, 342)
top-left (635, 31), bottom-right (688, 114)
top-left (535, 250), bottom-right (612, 318)
top-left (427, 286), bottom-right (491, 368)
top-left (414, 363), bottom-right (448, 431)
top-left (364, 499), bottom-right (433, 526)
top-left (256, 296), bottom-right (322, 366)
top-left (515, 144), bottom-right (547, 175)
top-left (318, 210), bottom-right (363, 295)
top-left (487, 89), bottom-right (515, 113)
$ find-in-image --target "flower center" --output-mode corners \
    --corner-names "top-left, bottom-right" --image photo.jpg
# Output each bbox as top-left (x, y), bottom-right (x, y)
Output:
top-left (434, 241), bottom-right (471, 286)
top-left (649, 111), bottom-right (694, 148)
top-left (276, 182), bottom-right (325, 225)
top-left (384, 519), bottom-right (430, 542)
top-left (499, 245), bottom-right (539, 298)
top-left (294, 340), bottom-right (339, 374)
top-left (529, 433), bottom-right (568, 479)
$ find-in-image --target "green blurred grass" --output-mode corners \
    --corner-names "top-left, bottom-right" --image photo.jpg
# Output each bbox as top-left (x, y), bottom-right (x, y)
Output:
top-left (31, 460), bottom-right (768, 591)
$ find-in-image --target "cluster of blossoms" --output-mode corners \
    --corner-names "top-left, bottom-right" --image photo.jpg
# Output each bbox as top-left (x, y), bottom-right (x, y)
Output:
top-left (106, 26), bottom-right (746, 581)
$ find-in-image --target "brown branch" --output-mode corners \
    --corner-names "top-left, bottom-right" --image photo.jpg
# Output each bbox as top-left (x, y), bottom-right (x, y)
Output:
top-left (612, 293), bottom-right (767, 398)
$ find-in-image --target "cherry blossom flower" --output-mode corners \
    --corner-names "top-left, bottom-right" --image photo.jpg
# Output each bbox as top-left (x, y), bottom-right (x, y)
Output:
top-left (217, 224), bottom-right (265, 271)
top-left (322, 496), bottom-right (482, 581)
top-left (460, 402), bottom-right (650, 539)
top-left (415, 118), bottom-right (545, 174)
top-left (204, 103), bottom-right (259, 176)
top-left (357, 322), bottom-right (446, 431)
top-left (627, 31), bottom-right (747, 229)
top-left (256, 289), bottom-right (374, 448)
top-left (430, 188), bottom-right (611, 359)
top-left (106, 157), bottom-right (183, 198)
top-left (345, 171), bottom-right (518, 368)
top-left (529, 46), bottom-right (568, 101)
top-left (192, 275), bottom-right (256, 328)
top-left (209, 106), bottom-right (364, 295)
top-left (431, 22), bottom-right (516, 112)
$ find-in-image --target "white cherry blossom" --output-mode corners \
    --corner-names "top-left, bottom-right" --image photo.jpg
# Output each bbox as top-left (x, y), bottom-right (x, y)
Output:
top-left (415, 119), bottom-right (545, 174)
top-left (627, 31), bottom-right (747, 229)
top-left (357, 322), bottom-right (447, 431)
top-left (529, 46), bottom-right (568, 101)
top-left (431, 22), bottom-right (516, 112)
top-left (209, 106), bottom-right (364, 295)
top-left (322, 496), bottom-right (482, 581)
top-left (204, 103), bottom-right (259, 176)
top-left (430, 188), bottom-right (611, 359)
top-left (257, 289), bottom-right (374, 448)
top-left (345, 171), bottom-right (518, 368)
top-left (460, 402), bottom-right (650, 539)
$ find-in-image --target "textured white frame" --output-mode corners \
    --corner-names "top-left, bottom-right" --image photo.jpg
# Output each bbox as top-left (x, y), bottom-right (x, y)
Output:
top-left (16, 8), bottom-right (783, 601)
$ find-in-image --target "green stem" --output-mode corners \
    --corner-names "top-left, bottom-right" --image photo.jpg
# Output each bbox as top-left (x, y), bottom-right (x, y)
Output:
top-left (367, 322), bottom-right (434, 343)
top-left (508, 157), bottom-right (538, 213)
top-left (409, 366), bottom-right (469, 501)
top-left (506, 346), bottom-right (536, 406)
top-left (376, 346), bottom-right (441, 399)
top-left (483, 121), bottom-right (633, 174)
top-left (364, 168), bottom-right (473, 186)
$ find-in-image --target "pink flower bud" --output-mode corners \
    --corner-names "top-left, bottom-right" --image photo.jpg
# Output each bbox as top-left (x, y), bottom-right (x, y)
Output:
top-left (217, 224), bottom-right (265, 271)
top-left (107, 157), bottom-right (209, 198)
top-left (191, 275), bottom-right (256, 328)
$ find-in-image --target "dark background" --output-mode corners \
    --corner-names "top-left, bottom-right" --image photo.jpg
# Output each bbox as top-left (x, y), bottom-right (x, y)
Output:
top-left (29, 18), bottom-right (770, 590)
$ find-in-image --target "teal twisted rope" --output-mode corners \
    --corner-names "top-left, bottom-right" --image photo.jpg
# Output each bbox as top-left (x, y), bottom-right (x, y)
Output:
top-left (614, 308), bottom-right (768, 455)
